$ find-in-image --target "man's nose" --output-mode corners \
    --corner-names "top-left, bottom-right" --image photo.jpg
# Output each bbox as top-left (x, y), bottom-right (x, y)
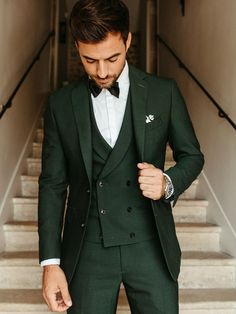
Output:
top-left (97, 61), bottom-right (108, 79)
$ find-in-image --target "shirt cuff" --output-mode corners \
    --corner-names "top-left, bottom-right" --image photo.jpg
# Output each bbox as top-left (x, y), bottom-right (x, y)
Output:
top-left (163, 173), bottom-right (174, 199)
top-left (40, 258), bottom-right (60, 267)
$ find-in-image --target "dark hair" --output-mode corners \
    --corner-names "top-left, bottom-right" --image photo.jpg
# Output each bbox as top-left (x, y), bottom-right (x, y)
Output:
top-left (69, 0), bottom-right (130, 44)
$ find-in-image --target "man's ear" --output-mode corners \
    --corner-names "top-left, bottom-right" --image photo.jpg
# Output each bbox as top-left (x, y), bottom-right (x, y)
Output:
top-left (125, 32), bottom-right (132, 52)
top-left (74, 41), bottom-right (79, 51)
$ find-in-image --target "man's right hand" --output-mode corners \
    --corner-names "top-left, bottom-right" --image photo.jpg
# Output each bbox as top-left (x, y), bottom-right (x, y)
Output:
top-left (42, 265), bottom-right (72, 312)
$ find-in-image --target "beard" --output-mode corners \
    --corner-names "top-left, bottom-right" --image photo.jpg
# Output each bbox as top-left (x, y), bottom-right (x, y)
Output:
top-left (90, 74), bottom-right (117, 89)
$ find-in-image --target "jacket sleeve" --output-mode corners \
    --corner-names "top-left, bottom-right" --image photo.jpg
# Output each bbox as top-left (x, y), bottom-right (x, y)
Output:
top-left (38, 95), bottom-right (68, 263)
top-left (165, 80), bottom-right (204, 205)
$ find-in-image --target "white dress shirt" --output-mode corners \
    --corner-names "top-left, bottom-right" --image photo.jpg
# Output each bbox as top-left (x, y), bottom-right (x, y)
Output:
top-left (91, 61), bottom-right (130, 147)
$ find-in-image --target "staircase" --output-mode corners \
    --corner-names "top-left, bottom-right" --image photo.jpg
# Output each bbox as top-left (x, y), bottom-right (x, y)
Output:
top-left (0, 120), bottom-right (236, 314)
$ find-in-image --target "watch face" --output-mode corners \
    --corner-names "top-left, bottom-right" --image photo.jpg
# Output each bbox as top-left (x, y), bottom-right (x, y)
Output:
top-left (163, 174), bottom-right (174, 199)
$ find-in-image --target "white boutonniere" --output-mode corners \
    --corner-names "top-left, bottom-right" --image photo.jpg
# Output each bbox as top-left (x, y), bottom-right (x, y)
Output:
top-left (146, 114), bottom-right (155, 124)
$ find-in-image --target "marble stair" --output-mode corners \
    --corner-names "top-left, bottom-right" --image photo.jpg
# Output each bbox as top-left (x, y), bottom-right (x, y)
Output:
top-left (0, 121), bottom-right (236, 314)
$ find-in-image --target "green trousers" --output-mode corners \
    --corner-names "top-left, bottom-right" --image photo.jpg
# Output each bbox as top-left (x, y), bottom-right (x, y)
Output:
top-left (68, 237), bottom-right (179, 314)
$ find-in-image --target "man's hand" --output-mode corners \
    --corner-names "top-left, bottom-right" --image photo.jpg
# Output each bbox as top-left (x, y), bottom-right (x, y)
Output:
top-left (137, 162), bottom-right (165, 200)
top-left (42, 265), bottom-right (72, 312)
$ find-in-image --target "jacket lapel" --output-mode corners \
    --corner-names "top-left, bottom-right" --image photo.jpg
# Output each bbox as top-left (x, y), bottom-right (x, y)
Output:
top-left (99, 93), bottom-right (132, 178)
top-left (129, 66), bottom-right (148, 161)
top-left (71, 77), bottom-right (92, 185)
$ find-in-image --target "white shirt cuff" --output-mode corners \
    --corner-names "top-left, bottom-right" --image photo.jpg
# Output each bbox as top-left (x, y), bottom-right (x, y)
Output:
top-left (40, 258), bottom-right (60, 267)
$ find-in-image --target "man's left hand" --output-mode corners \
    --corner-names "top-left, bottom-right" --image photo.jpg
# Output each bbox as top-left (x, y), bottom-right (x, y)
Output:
top-left (137, 162), bottom-right (165, 201)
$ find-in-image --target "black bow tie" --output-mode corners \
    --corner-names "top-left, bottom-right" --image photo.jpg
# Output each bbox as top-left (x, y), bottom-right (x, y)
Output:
top-left (89, 80), bottom-right (120, 98)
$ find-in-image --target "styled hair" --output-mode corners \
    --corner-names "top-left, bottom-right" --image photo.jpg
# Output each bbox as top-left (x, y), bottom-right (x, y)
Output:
top-left (69, 0), bottom-right (130, 44)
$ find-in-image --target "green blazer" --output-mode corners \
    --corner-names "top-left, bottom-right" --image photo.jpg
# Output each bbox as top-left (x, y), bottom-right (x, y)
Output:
top-left (38, 65), bottom-right (204, 283)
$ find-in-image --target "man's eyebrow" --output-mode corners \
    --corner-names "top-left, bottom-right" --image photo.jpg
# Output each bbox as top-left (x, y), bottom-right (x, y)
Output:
top-left (82, 53), bottom-right (121, 61)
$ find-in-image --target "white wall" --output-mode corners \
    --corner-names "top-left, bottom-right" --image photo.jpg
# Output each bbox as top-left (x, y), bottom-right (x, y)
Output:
top-left (158, 0), bottom-right (236, 255)
top-left (0, 0), bottom-right (52, 251)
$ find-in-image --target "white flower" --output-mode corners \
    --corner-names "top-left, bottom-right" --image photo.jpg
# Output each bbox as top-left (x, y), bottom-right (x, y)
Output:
top-left (146, 114), bottom-right (155, 124)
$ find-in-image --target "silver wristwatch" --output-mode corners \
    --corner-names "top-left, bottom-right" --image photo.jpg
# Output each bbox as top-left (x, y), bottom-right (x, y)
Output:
top-left (163, 173), bottom-right (174, 199)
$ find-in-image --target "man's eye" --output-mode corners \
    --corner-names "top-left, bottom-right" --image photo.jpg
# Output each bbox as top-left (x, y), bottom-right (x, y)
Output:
top-left (109, 57), bottom-right (118, 63)
top-left (86, 59), bottom-right (95, 64)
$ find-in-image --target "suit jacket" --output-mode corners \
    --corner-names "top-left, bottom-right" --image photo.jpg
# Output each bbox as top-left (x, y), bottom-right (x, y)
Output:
top-left (38, 65), bottom-right (204, 283)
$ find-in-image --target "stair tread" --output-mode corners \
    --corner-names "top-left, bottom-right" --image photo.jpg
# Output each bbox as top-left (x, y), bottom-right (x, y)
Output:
top-left (0, 251), bottom-right (39, 265)
top-left (27, 158), bottom-right (41, 163)
top-left (1, 251), bottom-right (235, 266)
top-left (21, 175), bottom-right (38, 181)
top-left (0, 289), bottom-right (236, 310)
top-left (32, 142), bottom-right (42, 147)
top-left (3, 221), bottom-right (221, 232)
top-left (13, 197), bottom-right (38, 204)
top-left (12, 197), bottom-right (207, 206)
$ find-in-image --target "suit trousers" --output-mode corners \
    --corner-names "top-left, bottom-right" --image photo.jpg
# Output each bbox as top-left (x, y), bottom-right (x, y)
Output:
top-left (68, 236), bottom-right (179, 314)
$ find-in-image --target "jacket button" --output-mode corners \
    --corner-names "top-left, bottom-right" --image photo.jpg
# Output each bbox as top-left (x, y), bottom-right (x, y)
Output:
top-left (81, 223), bottom-right (85, 228)
top-left (130, 232), bottom-right (135, 238)
top-left (100, 209), bottom-right (106, 215)
top-left (126, 180), bottom-right (131, 186)
top-left (127, 207), bottom-right (132, 213)
top-left (98, 181), bottom-right (103, 188)
top-left (86, 189), bottom-right (90, 193)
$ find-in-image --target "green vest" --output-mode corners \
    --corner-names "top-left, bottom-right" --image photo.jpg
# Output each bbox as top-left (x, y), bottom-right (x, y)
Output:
top-left (85, 94), bottom-right (156, 247)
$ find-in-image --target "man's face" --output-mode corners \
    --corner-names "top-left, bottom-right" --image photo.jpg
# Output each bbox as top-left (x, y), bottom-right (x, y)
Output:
top-left (76, 32), bottom-right (132, 89)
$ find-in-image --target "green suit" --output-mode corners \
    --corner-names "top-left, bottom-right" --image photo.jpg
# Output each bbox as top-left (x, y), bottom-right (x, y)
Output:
top-left (38, 65), bottom-right (204, 312)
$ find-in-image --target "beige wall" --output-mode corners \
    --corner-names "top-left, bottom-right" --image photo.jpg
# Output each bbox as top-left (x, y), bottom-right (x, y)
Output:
top-left (0, 0), bottom-right (52, 250)
top-left (158, 0), bottom-right (236, 255)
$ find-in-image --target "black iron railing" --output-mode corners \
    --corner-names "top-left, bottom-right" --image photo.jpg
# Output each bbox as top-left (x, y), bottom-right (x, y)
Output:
top-left (157, 33), bottom-right (236, 131)
top-left (0, 30), bottom-right (55, 119)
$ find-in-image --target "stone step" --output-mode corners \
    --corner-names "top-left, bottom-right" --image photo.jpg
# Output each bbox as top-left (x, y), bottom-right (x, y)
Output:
top-left (0, 288), bottom-right (236, 313)
top-left (3, 222), bottom-right (38, 252)
top-left (3, 221), bottom-right (221, 252)
top-left (177, 223), bottom-right (220, 252)
top-left (0, 251), bottom-right (235, 289)
top-left (35, 129), bottom-right (43, 143)
top-left (21, 176), bottom-right (38, 198)
top-left (12, 197), bottom-right (208, 223)
top-left (13, 198), bottom-right (38, 221)
top-left (32, 143), bottom-right (42, 159)
top-left (118, 288), bottom-right (236, 314)
top-left (173, 200), bottom-right (207, 223)
top-left (27, 158), bottom-right (41, 176)
top-left (20, 174), bottom-right (199, 199)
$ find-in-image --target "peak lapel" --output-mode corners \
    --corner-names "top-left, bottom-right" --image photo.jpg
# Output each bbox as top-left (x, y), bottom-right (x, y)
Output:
top-left (71, 78), bottom-right (92, 185)
top-left (129, 66), bottom-right (148, 161)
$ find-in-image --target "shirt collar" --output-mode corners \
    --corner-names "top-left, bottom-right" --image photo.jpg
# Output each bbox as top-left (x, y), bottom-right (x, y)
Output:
top-left (117, 61), bottom-right (129, 89)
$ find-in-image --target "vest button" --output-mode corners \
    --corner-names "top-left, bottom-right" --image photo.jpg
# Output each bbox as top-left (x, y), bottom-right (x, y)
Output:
top-left (100, 209), bottom-right (106, 215)
top-left (98, 181), bottom-right (103, 188)
top-left (130, 232), bottom-right (136, 238)
top-left (81, 223), bottom-right (85, 228)
top-left (86, 189), bottom-right (90, 193)
top-left (127, 207), bottom-right (132, 213)
top-left (126, 180), bottom-right (131, 186)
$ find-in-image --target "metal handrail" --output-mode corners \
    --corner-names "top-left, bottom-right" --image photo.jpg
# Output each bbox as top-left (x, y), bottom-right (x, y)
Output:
top-left (157, 33), bottom-right (236, 131)
top-left (0, 30), bottom-right (55, 119)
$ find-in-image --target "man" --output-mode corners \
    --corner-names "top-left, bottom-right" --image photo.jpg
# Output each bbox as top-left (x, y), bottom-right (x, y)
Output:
top-left (38, 0), bottom-right (204, 313)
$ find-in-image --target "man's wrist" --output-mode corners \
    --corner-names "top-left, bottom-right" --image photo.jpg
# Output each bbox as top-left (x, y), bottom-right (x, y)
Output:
top-left (163, 173), bottom-right (174, 199)
top-left (40, 258), bottom-right (60, 267)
